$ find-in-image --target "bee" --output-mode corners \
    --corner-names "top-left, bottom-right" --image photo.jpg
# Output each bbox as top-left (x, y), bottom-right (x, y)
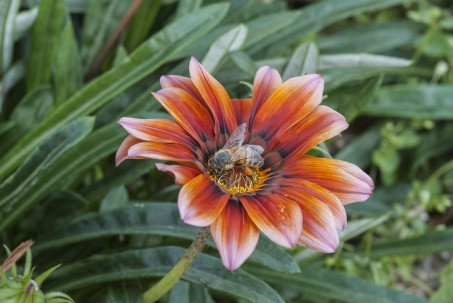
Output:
top-left (208, 123), bottom-right (264, 174)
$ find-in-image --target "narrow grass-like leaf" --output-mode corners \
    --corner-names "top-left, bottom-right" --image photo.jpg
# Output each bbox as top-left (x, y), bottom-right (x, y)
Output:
top-left (245, 0), bottom-right (419, 55)
top-left (0, 118), bottom-right (94, 230)
top-left (0, 3), bottom-right (229, 180)
top-left (249, 265), bottom-right (428, 303)
top-left (0, 60), bottom-right (24, 109)
top-left (230, 50), bottom-right (257, 76)
top-left (106, 280), bottom-right (142, 303)
top-left (9, 86), bottom-right (53, 134)
top-left (334, 75), bottom-right (384, 121)
top-left (54, 21), bottom-right (82, 105)
top-left (336, 125), bottom-right (381, 169)
top-left (0, 0), bottom-right (20, 74)
top-left (282, 42), bottom-right (318, 80)
top-left (319, 54), bottom-right (411, 70)
top-left (13, 7), bottom-right (38, 41)
top-left (371, 228), bottom-right (453, 258)
top-left (175, 0), bottom-right (202, 18)
top-left (26, 0), bottom-right (65, 91)
top-left (124, 0), bottom-right (161, 52)
top-left (364, 85), bottom-right (453, 120)
top-left (100, 186), bottom-right (129, 212)
top-left (80, 0), bottom-right (131, 71)
top-left (411, 124), bottom-right (453, 173)
top-left (201, 24), bottom-right (248, 74)
top-left (48, 247), bottom-right (285, 303)
top-left (36, 203), bottom-right (300, 273)
top-left (317, 21), bottom-right (420, 54)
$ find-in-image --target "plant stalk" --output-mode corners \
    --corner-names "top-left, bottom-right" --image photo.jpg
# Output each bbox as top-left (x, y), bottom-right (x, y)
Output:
top-left (142, 227), bottom-right (211, 303)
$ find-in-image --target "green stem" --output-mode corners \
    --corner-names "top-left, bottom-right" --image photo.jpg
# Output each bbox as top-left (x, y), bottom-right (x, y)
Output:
top-left (142, 227), bottom-right (211, 303)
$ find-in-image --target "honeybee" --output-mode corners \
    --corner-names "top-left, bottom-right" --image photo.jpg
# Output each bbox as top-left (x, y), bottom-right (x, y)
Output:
top-left (208, 123), bottom-right (264, 173)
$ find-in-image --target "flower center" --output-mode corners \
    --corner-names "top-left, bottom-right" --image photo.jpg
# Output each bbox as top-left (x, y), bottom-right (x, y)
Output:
top-left (208, 166), bottom-right (267, 195)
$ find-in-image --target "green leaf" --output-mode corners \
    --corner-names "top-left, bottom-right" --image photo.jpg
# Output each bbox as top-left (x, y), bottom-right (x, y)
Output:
top-left (201, 24), bottom-right (248, 74)
top-left (26, 0), bottom-right (65, 91)
top-left (106, 280), bottom-right (142, 303)
top-left (0, 117), bottom-right (94, 231)
top-left (334, 75), bottom-right (384, 122)
top-left (124, 0), bottom-right (161, 52)
top-left (319, 54), bottom-right (411, 70)
top-left (364, 85), bottom-right (453, 120)
top-left (244, 0), bottom-right (419, 55)
top-left (371, 228), bottom-right (453, 258)
top-left (0, 0), bottom-right (20, 74)
top-left (431, 261), bottom-right (453, 303)
top-left (0, 60), bottom-right (24, 110)
top-left (100, 186), bottom-right (129, 212)
top-left (0, 3), bottom-right (230, 180)
top-left (9, 86), bottom-right (53, 134)
top-left (230, 50), bottom-right (257, 76)
top-left (54, 21), bottom-right (82, 105)
top-left (411, 124), bottom-right (453, 173)
top-left (36, 203), bottom-right (300, 273)
top-left (336, 124), bottom-right (381, 169)
top-left (80, 0), bottom-right (132, 71)
top-left (13, 7), bottom-right (38, 41)
top-left (282, 42), bottom-right (318, 81)
top-left (317, 20), bottom-right (420, 54)
top-left (175, 0), bottom-right (202, 19)
top-left (48, 246), bottom-right (285, 303)
top-left (249, 265), bottom-right (428, 303)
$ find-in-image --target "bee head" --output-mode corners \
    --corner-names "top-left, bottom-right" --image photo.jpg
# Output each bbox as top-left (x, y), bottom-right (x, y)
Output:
top-left (208, 151), bottom-right (231, 171)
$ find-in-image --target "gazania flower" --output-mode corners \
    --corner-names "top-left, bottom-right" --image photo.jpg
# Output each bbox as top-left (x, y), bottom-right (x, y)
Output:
top-left (116, 57), bottom-right (374, 270)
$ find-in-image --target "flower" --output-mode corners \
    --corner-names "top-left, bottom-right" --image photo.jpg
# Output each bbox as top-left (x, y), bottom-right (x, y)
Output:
top-left (116, 57), bottom-right (374, 270)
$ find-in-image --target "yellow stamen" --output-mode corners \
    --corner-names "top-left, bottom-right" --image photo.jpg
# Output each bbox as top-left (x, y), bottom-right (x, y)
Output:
top-left (208, 167), bottom-right (268, 195)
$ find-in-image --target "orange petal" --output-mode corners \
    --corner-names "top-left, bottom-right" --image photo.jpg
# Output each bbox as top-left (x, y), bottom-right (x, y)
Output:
top-left (239, 194), bottom-right (302, 248)
top-left (155, 163), bottom-right (200, 185)
top-left (115, 135), bottom-right (144, 166)
top-left (118, 118), bottom-right (198, 149)
top-left (282, 156), bottom-right (374, 204)
top-left (211, 200), bottom-right (259, 270)
top-left (269, 105), bottom-right (348, 163)
top-left (232, 98), bottom-right (252, 129)
top-left (298, 196), bottom-right (339, 253)
top-left (160, 75), bottom-right (207, 108)
top-left (189, 57), bottom-right (237, 138)
top-left (128, 142), bottom-right (197, 163)
top-left (249, 66), bottom-right (282, 128)
top-left (153, 87), bottom-right (215, 153)
top-left (251, 74), bottom-right (324, 143)
top-left (178, 174), bottom-right (230, 226)
top-left (272, 178), bottom-right (346, 230)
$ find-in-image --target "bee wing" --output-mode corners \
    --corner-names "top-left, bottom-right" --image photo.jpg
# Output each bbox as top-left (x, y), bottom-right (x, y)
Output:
top-left (223, 123), bottom-right (246, 149)
top-left (243, 144), bottom-right (264, 155)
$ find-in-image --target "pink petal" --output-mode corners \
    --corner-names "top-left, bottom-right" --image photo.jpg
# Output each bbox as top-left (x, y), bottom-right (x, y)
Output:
top-left (249, 66), bottom-right (282, 128)
top-left (155, 163), bottom-right (200, 185)
top-left (251, 74), bottom-right (324, 146)
top-left (211, 200), bottom-right (259, 270)
top-left (178, 174), bottom-right (230, 226)
top-left (189, 57), bottom-right (237, 139)
top-left (239, 194), bottom-right (302, 248)
top-left (115, 135), bottom-right (144, 166)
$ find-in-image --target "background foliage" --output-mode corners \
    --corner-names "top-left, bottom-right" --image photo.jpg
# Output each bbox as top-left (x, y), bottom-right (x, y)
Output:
top-left (1, 0), bottom-right (453, 302)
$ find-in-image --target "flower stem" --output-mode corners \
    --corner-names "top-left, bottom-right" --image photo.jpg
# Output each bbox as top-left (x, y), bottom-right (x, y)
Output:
top-left (142, 227), bottom-right (211, 303)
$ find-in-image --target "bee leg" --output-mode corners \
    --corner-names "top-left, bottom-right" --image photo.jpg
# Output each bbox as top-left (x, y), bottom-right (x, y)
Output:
top-left (243, 166), bottom-right (252, 176)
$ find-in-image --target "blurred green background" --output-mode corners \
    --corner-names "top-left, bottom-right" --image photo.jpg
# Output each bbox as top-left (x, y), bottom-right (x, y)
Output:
top-left (1, 0), bottom-right (453, 302)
